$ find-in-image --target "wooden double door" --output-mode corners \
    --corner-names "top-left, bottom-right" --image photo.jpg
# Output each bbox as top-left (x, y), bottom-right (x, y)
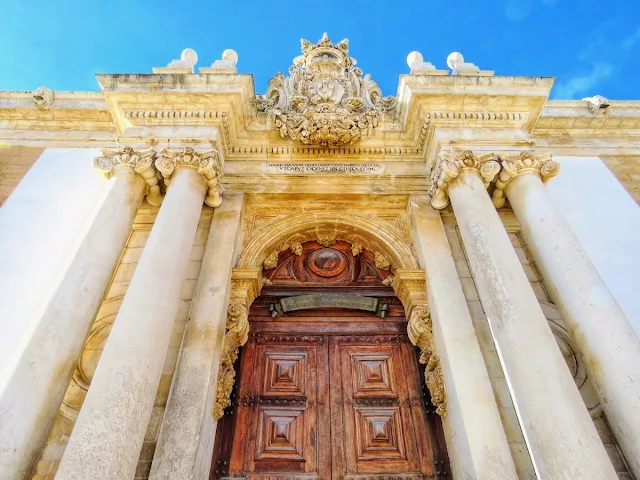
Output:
top-left (214, 332), bottom-right (444, 479)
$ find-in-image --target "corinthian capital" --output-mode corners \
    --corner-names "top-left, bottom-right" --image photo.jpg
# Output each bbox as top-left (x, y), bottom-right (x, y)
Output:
top-left (492, 151), bottom-right (560, 208)
top-left (93, 146), bottom-right (163, 206)
top-left (429, 150), bottom-right (500, 209)
top-left (155, 145), bottom-right (224, 207)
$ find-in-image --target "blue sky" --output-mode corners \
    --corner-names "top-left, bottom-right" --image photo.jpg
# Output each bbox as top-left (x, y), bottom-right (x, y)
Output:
top-left (2, 0), bottom-right (639, 99)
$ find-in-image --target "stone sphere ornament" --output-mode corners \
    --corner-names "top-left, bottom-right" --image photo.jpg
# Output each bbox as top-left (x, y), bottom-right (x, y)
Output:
top-left (222, 49), bottom-right (239, 66)
top-left (181, 48), bottom-right (198, 67)
top-left (446, 52), bottom-right (464, 70)
top-left (406, 51), bottom-right (423, 68)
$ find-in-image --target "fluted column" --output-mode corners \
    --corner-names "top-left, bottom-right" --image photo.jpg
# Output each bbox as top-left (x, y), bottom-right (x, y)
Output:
top-left (409, 196), bottom-right (517, 479)
top-left (0, 147), bottom-right (160, 480)
top-left (493, 151), bottom-right (640, 477)
top-left (431, 150), bottom-right (616, 478)
top-left (149, 194), bottom-right (244, 480)
top-left (56, 146), bottom-right (224, 480)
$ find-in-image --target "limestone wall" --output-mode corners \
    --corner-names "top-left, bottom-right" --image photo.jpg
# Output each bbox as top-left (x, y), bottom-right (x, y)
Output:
top-left (442, 212), bottom-right (633, 480)
top-left (30, 203), bottom-right (213, 480)
top-left (602, 156), bottom-right (640, 205)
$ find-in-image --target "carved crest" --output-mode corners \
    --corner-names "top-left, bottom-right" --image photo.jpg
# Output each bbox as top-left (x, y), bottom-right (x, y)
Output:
top-left (260, 33), bottom-right (396, 146)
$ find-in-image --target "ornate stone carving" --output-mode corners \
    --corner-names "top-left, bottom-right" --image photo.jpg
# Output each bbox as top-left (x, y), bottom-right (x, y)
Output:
top-left (492, 151), bottom-right (561, 208)
top-left (263, 251), bottom-right (279, 270)
top-left (582, 95), bottom-right (610, 116)
top-left (155, 146), bottom-right (224, 207)
top-left (93, 146), bottom-right (163, 206)
top-left (407, 305), bottom-right (446, 416)
top-left (430, 150), bottom-right (500, 209)
top-left (374, 251), bottom-right (391, 271)
top-left (213, 302), bottom-right (249, 420)
top-left (261, 33), bottom-right (396, 146)
top-left (382, 275), bottom-right (394, 286)
top-left (351, 242), bottom-right (363, 256)
top-left (32, 86), bottom-right (54, 108)
top-left (392, 269), bottom-right (428, 315)
top-left (290, 242), bottom-right (303, 256)
top-left (317, 233), bottom-right (337, 248)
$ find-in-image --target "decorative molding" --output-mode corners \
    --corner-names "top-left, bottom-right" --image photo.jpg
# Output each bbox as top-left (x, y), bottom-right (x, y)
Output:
top-left (317, 233), bottom-right (337, 248)
top-left (155, 145), bottom-right (224, 207)
top-left (374, 251), bottom-right (391, 271)
top-left (406, 304), bottom-right (446, 416)
top-left (430, 150), bottom-right (500, 209)
top-left (492, 150), bottom-right (561, 208)
top-left (391, 269), bottom-right (427, 315)
top-left (213, 302), bottom-right (248, 420)
top-left (351, 242), bottom-right (363, 256)
top-left (260, 33), bottom-right (395, 146)
top-left (262, 251), bottom-right (279, 270)
top-left (32, 86), bottom-right (54, 108)
top-left (290, 242), bottom-right (303, 256)
top-left (93, 146), bottom-right (163, 206)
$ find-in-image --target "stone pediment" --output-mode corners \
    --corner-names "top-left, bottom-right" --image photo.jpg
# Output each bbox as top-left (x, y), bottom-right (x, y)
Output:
top-left (257, 33), bottom-right (396, 146)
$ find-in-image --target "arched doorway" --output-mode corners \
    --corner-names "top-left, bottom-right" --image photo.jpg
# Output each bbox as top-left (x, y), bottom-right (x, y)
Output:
top-left (210, 240), bottom-right (448, 479)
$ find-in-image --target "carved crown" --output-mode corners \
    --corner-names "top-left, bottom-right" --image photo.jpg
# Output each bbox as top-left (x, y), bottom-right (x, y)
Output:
top-left (259, 33), bottom-right (396, 147)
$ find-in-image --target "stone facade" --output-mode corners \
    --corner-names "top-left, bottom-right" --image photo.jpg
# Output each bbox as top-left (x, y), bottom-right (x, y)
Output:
top-left (1, 36), bottom-right (640, 480)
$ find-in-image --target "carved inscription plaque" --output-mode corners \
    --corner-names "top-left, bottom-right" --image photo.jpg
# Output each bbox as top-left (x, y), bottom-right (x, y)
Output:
top-left (280, 294), bottom-right (379, 313)
top-left (267, 163), bottom-right (384, 175)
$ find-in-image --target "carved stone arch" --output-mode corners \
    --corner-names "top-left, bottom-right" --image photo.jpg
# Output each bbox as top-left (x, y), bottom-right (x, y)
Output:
top-left (237, 212), bottom-right (419, 271)
top-left (214, 213), bottom-right (448, 419)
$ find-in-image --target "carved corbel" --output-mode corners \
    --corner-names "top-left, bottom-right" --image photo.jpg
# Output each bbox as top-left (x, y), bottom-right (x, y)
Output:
top-left (213, 302), bottom-right (249, 420)
top-left (263, 251), bottom-right (279, 270)
top-left (407, 305), bottom-right (447, 416)
top-left (213, 268), bottom-right (263, 420)
top-left (429, 150), bottom-right (500, 209)
top-left (155, 145), bottom-right (224, 207)
top-left (93, 146), bottom-right (163, 206)
top-left (374, 252), bottom-right (391, 271)
top-left (317, 233), bottom-right (337, 247)
top-left (391, 269), bottom-right (427, 315)
top-left (492, 151), bottom-right (561, 208)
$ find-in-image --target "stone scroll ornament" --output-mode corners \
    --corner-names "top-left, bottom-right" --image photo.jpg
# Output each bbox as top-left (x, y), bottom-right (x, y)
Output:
top-left (258, 33), bottom-right (396, 146)
top-left (491, 151), bottom-right (561, 208)
top-left (93, 146), bottom-right (163, 206)
top-left (155, 146), bottom-right (224, 207)
top-left (429, 150), bottom-right (501, 210)
top-left (213, 302), bottom-right (249, 420)
top-left (407, 305), bottom-right (447, 416)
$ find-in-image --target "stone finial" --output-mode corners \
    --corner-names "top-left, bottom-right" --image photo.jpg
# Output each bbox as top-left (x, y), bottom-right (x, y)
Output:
top-left (153, 48), bottom-right (198, 74)
top-left (155, 145), bottom-right (224, 207)
top-left (406, 51), bottom-right (447, 76)
top-left (93, 146), bottom-right (163, 206)
top-left (446, 52), bottom-right (493, 77)
top-left (33, 86), bottom-right (54, 108)
top-left (200, 49), bottom-right (239, 74)
top-left (430, 150), bottom-right (500, 209)
top-left (492, 151), bottom-right (561, 208)
top-left (582, 95), bottom-right (610, 116)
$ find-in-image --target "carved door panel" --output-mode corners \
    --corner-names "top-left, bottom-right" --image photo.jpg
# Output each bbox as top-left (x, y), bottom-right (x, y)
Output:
top-left (227, 335), bottom-right (330, 480)
top-left (330, 337), bottom-right (435, 480)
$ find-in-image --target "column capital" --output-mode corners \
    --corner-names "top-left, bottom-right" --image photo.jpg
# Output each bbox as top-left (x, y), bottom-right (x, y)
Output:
top-left (156, 145), bottom-right (224, 207)
top-left (93, 146), bottom-right (163, 206)
top-left (407, 304), bottom-right (447, 416)
top-left (429, 150), bottom-right (500, 209)
top-left (492, 150), bottom-right (560, 208)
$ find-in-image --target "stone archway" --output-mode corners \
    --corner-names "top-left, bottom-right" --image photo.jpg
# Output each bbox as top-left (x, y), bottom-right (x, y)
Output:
top-left (213, 212), bottom-right (447, 423)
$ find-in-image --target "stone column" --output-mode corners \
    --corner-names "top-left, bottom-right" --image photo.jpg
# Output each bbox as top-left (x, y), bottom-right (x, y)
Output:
top-left (408, 196), bottom-right (518, 480)
top-left (149, 194), bottom-right (244, 480)
top-left (431, 150), bottom-right (616, 479)
top-left (493, 151), bottom-right (640, 477)
top-left (56, 146), bottom-right (224, 480)
top-left (0, 147), bottom-right (160, 480)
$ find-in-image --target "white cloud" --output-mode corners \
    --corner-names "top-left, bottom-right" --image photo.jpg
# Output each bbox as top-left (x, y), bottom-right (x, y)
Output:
top-left (553, 63), bottom-right (613, 99)
top-left (621, 27), bottom-right (640, 50)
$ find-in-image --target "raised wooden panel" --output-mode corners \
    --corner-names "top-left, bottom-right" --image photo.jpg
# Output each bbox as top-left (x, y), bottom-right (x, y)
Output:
top-left (256, 407), bottom-right (305, 460)
top-left (352, 354), bottom-right (395, 398)
top-left (355, 407), bottom-right (406, 460)
top-left (263, 352), bottom-right (306, 397)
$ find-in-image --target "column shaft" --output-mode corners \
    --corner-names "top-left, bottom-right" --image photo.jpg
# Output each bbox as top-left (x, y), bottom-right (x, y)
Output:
top-left (149, 194), bottom-right (244, 480)
top-left (448, 172), bottom-right (616, 479)
top-left (55, 169), bottom-right (206, 480)
top-left (409, 196), bottom-right (517, 480)
top-left (507, 173), bottom-right (640, 477)
top-left (0, 168), bottom-right (146, 479)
